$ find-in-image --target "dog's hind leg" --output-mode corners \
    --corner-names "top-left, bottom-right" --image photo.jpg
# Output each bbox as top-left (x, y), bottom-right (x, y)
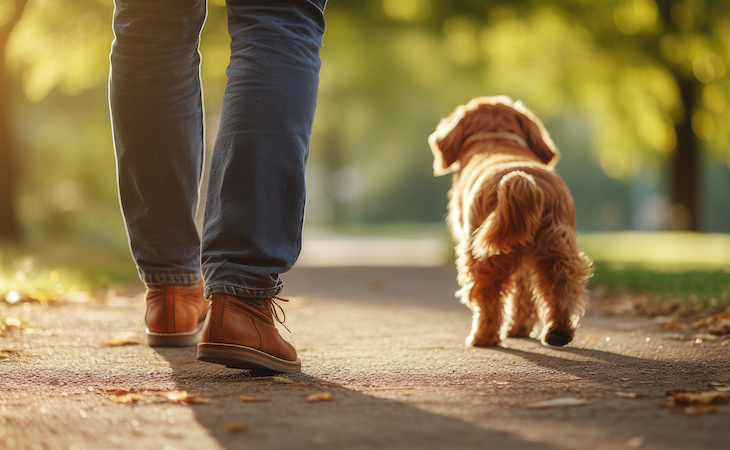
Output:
top-left (532, 230), bottom-right (590, 346)
top-left (506, 268), bottom-right (537, 338)
top-left (465, 255), bottom-right (519, 347)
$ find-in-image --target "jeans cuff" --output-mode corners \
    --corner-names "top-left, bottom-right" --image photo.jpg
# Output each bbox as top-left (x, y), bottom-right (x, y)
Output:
top-left (205, 282), bottom-right (283, 300)
top-left (141, 271), bottom-right (201, 285)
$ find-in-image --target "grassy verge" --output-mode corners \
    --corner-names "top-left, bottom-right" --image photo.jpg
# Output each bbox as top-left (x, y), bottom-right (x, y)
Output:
top-left (0, 239), bottom-right (138, 303)
top-left (579, 232), bottom-right (730, 307)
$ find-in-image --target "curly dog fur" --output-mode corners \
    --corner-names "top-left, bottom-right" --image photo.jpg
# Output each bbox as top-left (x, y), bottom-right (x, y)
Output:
top-left (429, 96), bottom-right (593, 347)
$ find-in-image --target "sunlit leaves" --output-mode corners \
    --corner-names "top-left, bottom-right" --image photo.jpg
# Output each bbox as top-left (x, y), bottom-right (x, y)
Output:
top-left (376, 0), bottom-right (432, 23)
top-left (7, 0), bottom-right (111, 102)
top-left (613, 0), bottom-right (658, 35)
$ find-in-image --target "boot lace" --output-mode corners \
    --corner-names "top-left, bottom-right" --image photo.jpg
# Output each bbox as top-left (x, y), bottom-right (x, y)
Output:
top-left (271, 297), bottom-right (291, 333)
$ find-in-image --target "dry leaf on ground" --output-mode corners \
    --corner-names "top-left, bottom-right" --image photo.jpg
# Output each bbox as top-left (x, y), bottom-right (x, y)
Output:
top-left (103, 337), bottom-right (141, 346)
top-left (272, 376), bottom-right (294, 384)
top-left (615, 391), bottom-right (646, 399)
top-left (526, 397), bottom-right (587, 409)
top-left (106, 389), bottom-right (212, 405)
top-left (161, 390), bottom-right (212, 404)
top-left (306, 392), bottom-right (333, 402)
top-left (692, 307), bottom-right (730, 328)
top-left (107, 391), bottom-right (148, 404)
top-left (709, 382), bottom-right (730, 392)
top-left (667, 389), bottom-right (730, 406)
top-left (225, 422), bottom-right (248, 433)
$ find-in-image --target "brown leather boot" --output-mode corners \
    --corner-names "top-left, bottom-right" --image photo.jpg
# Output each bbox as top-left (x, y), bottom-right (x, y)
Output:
top-left (145, 281), bottom-right (208, 347)
top-left (197, 294), bottom-right (301, 373)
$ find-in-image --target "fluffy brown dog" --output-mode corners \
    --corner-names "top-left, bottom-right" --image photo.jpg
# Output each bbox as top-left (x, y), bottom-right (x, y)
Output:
top-left (429, 96), bottom-right (593, 347)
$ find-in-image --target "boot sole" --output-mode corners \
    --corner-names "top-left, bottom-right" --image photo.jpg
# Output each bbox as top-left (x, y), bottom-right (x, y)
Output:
top-left (146, 322), bottom-right (205, 347)
top-left (197, 343), bottom-right (301, 373)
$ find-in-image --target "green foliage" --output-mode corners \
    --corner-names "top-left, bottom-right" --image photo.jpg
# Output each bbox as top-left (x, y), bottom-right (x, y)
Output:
top-left (2, 0), bottom-right (729, 239)
top-left (8, 0), bottom-right (111, 101)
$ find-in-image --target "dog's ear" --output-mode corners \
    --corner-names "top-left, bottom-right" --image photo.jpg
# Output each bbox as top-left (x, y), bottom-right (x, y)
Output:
top-left (514, 103), bottom-right (560, 167)
top-left (428, 106), bottom-right (468, 176)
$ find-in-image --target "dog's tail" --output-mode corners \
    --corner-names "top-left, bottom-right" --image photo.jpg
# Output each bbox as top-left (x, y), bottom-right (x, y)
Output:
top-left (472, 171), bottom-right (544, 260)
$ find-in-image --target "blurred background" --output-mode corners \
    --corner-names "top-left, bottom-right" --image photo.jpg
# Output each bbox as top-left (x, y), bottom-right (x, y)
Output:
top-left (0, 0), bottom-right (728, 304)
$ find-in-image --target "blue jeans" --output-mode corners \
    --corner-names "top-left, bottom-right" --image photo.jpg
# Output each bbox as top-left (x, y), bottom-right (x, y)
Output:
top-left (109, 0), bottom-right (326, 299)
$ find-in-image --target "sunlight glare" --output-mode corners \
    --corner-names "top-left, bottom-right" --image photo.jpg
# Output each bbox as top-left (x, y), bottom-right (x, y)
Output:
top-left (6, 291), bottom-right (21, 304)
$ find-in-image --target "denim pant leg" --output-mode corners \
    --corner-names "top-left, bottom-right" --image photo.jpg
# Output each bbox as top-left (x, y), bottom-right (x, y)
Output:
top-left (109, 0), bottom-right (207, 285)
top-left (201, 0), bottom-right (327, 299)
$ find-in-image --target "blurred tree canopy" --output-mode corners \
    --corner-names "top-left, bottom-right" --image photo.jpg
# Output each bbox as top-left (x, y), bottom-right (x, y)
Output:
top-left (0, 0), bottom-right (728, 245)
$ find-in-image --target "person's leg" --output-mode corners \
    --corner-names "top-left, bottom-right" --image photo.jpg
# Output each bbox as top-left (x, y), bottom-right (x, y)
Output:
top-left (110, 0), bottom-right (206, 285)
top-left (201, 0), bottom-right (326, 299)
top-left (109, 0), bottom-right (208, 346)
top-left (198, 0), bottom-right (326, 372)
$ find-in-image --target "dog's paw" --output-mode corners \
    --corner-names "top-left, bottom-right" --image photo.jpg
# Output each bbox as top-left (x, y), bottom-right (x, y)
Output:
top-left (465, 333), bottom-right (500, 347)
top-left (542, 329), bottom-right (573, 347)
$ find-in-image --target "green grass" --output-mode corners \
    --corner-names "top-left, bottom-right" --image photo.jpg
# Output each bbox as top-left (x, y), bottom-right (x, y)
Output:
top-left (0, 239), bottom-right (138, 303)
top-left (579, 232), bottom-right (730, 307)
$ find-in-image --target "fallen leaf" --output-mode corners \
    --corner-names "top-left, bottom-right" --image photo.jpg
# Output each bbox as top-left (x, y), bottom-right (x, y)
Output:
top-left (627, 436), bottom-right (645, 448)
top-left (0, 352), bottom-right (10, 359)
top-left (104, 337), bottom-right (141, 346)
top-left (106, 389), bottom-right (212, 405)
top-left (526, 397), bottom-right (587, 409)
top-left (272, 376), bottom-right (294, 384)
top-left (144, 361), bottom-right (168, 366)
top-left (239, 395), bottom-right (271, 403)
top-left (584, 334), bottom-right (600, 341)
top-left (161, 390), bottom-right (212, 404)
top-left (692, 307), bottom-right (730, 328)
top-left (615, 391), bottom-right (646, 399)
top-left (225, 422), bottom-right (248, 433)
top-left (709, 382), bottom-right (730, 392)
top-left (665, 389), bottom-right (730, 405)
top-left (306, 392), bottom-right (333, 402)
top-left (108, 391), bottom-right (147, 404)
top-left (659, 322), bottom-right (685, 330)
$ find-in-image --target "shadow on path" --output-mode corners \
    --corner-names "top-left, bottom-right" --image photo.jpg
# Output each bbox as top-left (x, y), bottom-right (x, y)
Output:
top-left (153, 346), bottom-right (551, 450)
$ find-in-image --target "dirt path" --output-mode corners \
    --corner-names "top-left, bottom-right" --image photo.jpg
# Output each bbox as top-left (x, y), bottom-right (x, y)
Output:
top-left (1, 266), bottom-right (728, 449)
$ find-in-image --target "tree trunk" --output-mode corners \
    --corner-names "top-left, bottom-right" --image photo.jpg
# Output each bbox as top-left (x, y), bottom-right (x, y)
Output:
top-left (669, 76), bottom-right (700, 231)
top-left (0, 0), bottom-right (29, 243)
